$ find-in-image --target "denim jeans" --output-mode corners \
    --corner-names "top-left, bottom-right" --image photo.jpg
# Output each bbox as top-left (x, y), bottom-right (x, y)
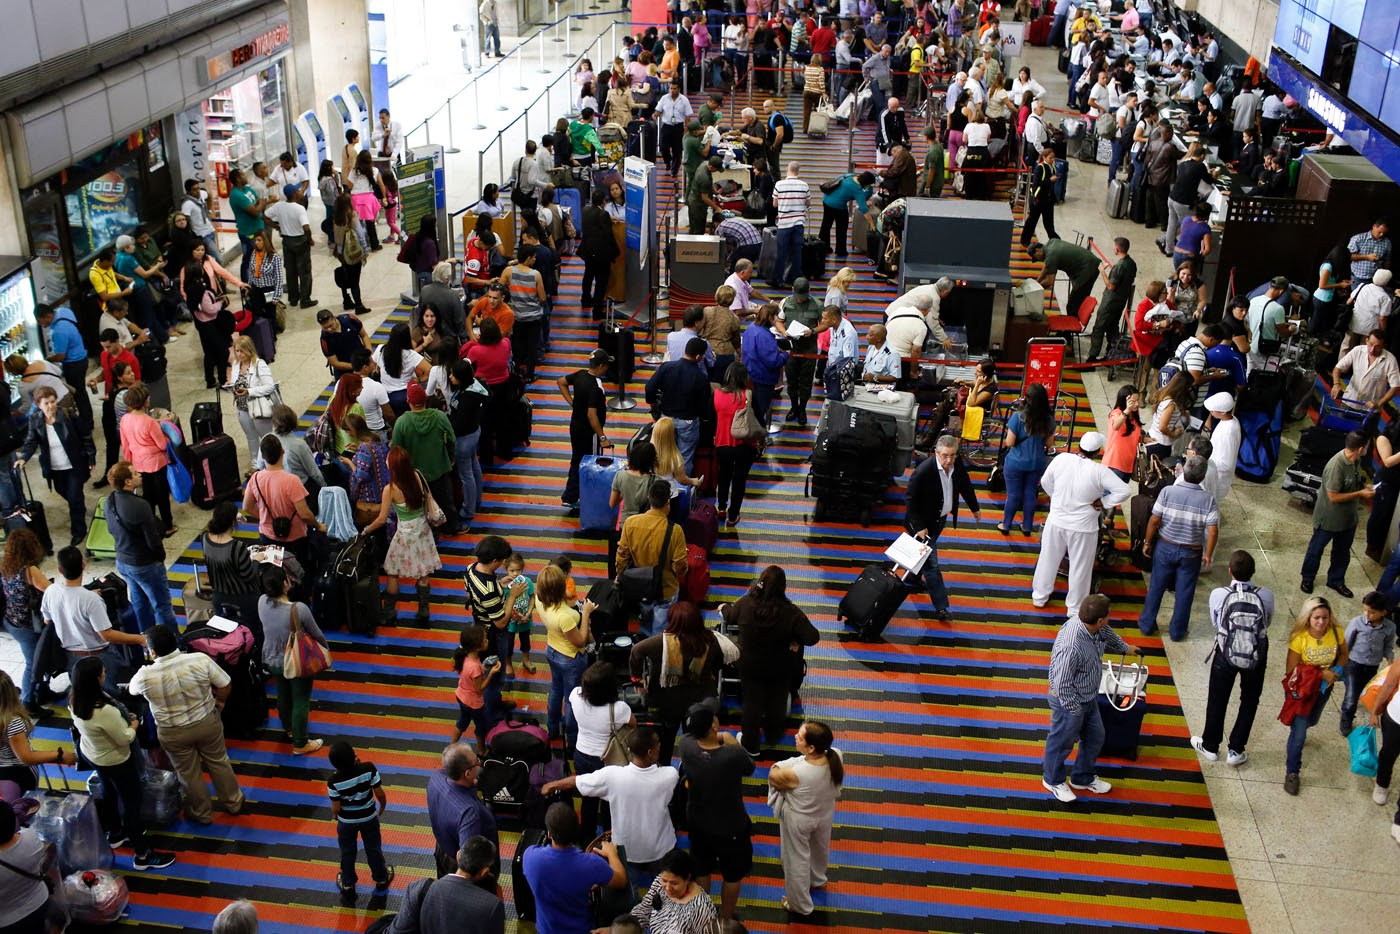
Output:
top-left (0, 455), bottom-right (18, 514)
top-left (1301, 525), bottom-right (1355, 589)
top-left (2, 619), bottom-right (41, 706)
top-left (115, 560), bottom-right (177, 631)
top-left (1002, 464), bottom-right (1041, 533)
top-left (1341, 661), bottom-right (1379, 729)
top-left (547, 646), bottom-right (589, 740)
top-left (774, 224), bottom-right (804, 286)
top-left (673, 417), bottom-right (700, 477)
top-left (572, 750), bottom-right (609, 838)
top-left (1043, 694), bottom-right (1105, 786)
top-left (1285, 682), bottom-right (1332, 774)
top-left (917, 518), bottom-right (949, 612)
top-left (1136, 539), bottom-right (1204, 641)
top-left (456, 430), bottom-right (484, 523)
top-left (638, 596), bottom-right (676, 637)
top-left (337, 817), bottom-right (391, 891)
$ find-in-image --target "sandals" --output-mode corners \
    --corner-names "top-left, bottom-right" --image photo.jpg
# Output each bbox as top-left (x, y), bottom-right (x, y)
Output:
top-left (520, 662), bottom-right (537, 674)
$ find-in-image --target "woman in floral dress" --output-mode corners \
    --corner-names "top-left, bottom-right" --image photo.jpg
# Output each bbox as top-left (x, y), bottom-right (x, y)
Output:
top-left (363, 445), bottom-right (441, 623)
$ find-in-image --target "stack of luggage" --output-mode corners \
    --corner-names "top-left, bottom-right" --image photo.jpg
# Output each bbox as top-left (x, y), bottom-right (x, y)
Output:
top-left (807, 400), bottom-right (899, 526)
top-left (1282, 425), bottom-right (1351, 507)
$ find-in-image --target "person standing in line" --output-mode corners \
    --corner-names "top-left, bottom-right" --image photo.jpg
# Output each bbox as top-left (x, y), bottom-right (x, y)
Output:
top-left (15, 385), bottom-right (89, 547)
top-left (581, 190), bottom-right (622, 320)
top-left (557, 349), bottom-right (613, 508)
top-left (522, 803), bottom-right (627, 932)
top-left (1031, 432), bottom-right (1131, 616)
top-left (1136, 455), bottom-right (1219, 641)
top-left (1339, 591), bottom-right (1395, 737)
top-left (0, 800), bottom-right (58, 933)
top-left (728, 566), bottom-right (820, 756)
top-left (772, 162), bottom-right (810, 289)
top-left (1192, 550), bottom-right (1275, 767)
top-left (997, 383), bottom-right (1055, 535)
top-left (615, 481), bottom-right (690, 637)
top-left (1301, 430), bottom-right (1372, 599)
top-left (128, 624), bottom-right (246, 824)
top-left (904, 434), bottom-right (980, 622)
top-left (263, 183), bottom-right (318, 310)
top-left (645, 338), bottom-right (714, 477)
top-left (768, 720), bottom-right (842, 918)
top-left (326, 740), bottom-right (393, 903)
top-left (1203, 392), bottom-right (1240, 503)
top-left (712, 363), bottom-right (761, 527)
top-left (227, 168), bottom-right (269, 284)
top-left (1280, 597), bottom-right (1348, 796)
top-left (34, 303), bottom-right (93, 453)
top-left (258, 564), bottom-right (329, 756)
top-left (390, 382), bottom-right (460, 537)
top-left (500, 245), bottom-right (547, 384)
top-left (779, 278), bottom-right (826, 428)
top-left (1042, 594), bottom-right (1138, 803)
top-left (447, 360), bottom-right (489, 530)
top-left (479, 0), bottom-right (502, 57)
top-left (419, 837), bottom-right (505, 934)
top-left (426, 743), bottom-right (500, 879)
top-left (104, 462), bottom-right (179, 632)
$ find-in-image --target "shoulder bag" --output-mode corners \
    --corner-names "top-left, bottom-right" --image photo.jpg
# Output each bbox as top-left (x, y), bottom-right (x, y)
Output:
top-left (618, 521), bottom-right (676, 605)
top-left (730, 390), bottom-right (767, 443)
top-left (281, 603), bottom-right (332, 679)
top-left (601, 701), bottom-right (635, 767)
top-left (416, 470), bottom-right (446, 527)
top-left (254, 474), bottom-right (294, 539)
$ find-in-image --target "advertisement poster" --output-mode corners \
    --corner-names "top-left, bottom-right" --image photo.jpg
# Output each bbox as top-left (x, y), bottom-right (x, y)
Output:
top-left (25, 204), bottom-right (70, 302)
top-left (64, 165), bottom-right (141, 261)
top-left (174, 104), bottom-right (210, 185)
top-left (1023, 338), bottom-right (1066, 401)
top-left (398, 157), bottom-right (437, 237)
top-left (624, 158), bottom-right (651, 269)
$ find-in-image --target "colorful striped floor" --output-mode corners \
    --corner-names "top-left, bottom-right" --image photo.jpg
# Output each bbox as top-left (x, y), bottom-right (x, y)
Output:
top-left (34, 91), bottom-right (1247, 933)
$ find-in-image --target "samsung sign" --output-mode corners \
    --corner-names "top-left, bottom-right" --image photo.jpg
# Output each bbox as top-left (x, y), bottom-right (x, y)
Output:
top-left (1268, 50), bottom-right (1400, 185)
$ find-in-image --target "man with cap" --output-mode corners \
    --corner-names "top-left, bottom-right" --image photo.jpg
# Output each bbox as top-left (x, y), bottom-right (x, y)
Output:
top-left (1138, 455), bottom-right (1219, 640)
top-left (905, 434), bottom-right (980, 621)
top-left (1342, 271), bottom-right (1395, 354)
top-left (681, 120), bottom-right (706, 204)
top-left (687, 154), bottom-right (724, 236)
top-left (318, 308), bottom-right (372, 375)
top-left (645, 337), bottom-right (715, 476)
top-left (778, 278), bottom-right (827, 427)
top-left (1032, 432), bottom-right (1131, 616)
top-left (1043, 593), bottom-right (1140, 803)
top-left (1332, 327), bottom-right (1400, 419)
top-left (391, 382), bottom-right (460, 536)
top-left (1301, 430), bottom-right (1373, 598)
top-left (1245, 276), bottom-right (1296, 370)
top-left (263, 183), bottom-right (317, 309)
top-left (1204, 392), bottom-right (1240, 502)
top-left (557, 349), bottom-right (614, 508)
top-left (677, 701), bottom-right (755, 920)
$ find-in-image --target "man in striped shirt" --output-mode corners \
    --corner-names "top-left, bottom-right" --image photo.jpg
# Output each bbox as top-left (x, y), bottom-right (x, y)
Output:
top-left (327, 741), bottom-right (391, 900)
top-left (772, 162), bottom-right (810, 289)
top-left (1137, 455), bottom-right (1219, 641)
top-left (1043, 594), bottom-right (1139, 803)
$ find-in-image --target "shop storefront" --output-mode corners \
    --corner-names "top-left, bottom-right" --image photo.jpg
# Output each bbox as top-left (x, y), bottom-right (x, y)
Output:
top-left (2, 3), bottom-right (291, 307)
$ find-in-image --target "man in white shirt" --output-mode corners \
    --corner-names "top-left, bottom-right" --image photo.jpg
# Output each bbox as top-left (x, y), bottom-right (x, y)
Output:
top-left (723, 259), bottom-right (766, 312)
top-left (1023, 99), bottom-right (1049, 159)
top-left (946, 72), bottom-right (967, 116)
top-left (263, 185), bottom-right (317, 309)
top-left (270, 152), bottom-right (310, 199)
top-left (1086, 71), bottom-right (1113, 124)
top-left (965, 63), bottom-right (988, 106)
top-left (1032, 432), bottom-right (1131, 616)
top-left (180, 178), bottom-right (219, 255)
top-left (1343, 270), bottom-right (1395, 352)
top-left (542, 726), bottom-right (679, 888)
top-left (371, 108), bottom-right (403, 169)
top-left (1332, 329), bottom-right (1400, 410)
top-left (772, 163), bottom-right (810, 288)
top-left (1203, 82), bottom-right (1223, 113)
top-left (834, 32), bottom-right (856, 107)
top-left (885, 278), bottom-right (954, 330)
top-left (862, 324), bottom-right (901, 383)
top-left (655, 82), bottom-right (694, 175)
top-left (40, 547), bottom-right (145, 692)
top-left (354, 351), bottom-right (395, 438)
top-left (1203, 392), bottom-right (1241, 502)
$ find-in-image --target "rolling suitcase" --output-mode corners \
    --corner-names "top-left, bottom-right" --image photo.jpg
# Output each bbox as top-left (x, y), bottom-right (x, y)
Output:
top-left (1105, 178), bottom-right (1129, 219)
top-left (7, 465), bottom-right (51, 554)
top-left (802, 236), bottom-right (829, 281)
top-left (586, 580), bottom-right (630, 635)
top-left (1054, 158), bottom-right (1069, 203)
top-left (336, 535), bottom-right (380, 635)
top-left (555, 186), bottom-right (583, 244)
top-left (1027, 14), bottom-right (1054, 45)
top-left (188, 433), bottom-right (241, 508)
top-left (85, 498), bottom-right (116, 561)
top-left (838, 563), bottom-right (908, 639)
top-left (816, 387), bottom-right (917, 474)
top-left (1098, 654), bottom-right (1148, 760)
top-left (758, 227), bottom-right (778, 281)
top-left (190, 396), bottom-right (223, 444)
top-left (1095, 136), bottom-right (1113, 166)
top-left (511, 828), bottom-right (548, 922)
top-left (579, 455), bottom-right (624, 532)
top-left (249, 316), bottom-right (276, 363)
top-left (626, 118), bottom-right (658, 162)
top-left (685, 500), bottom-right (719, 555)
top-left (682, 543), bottom-right (711, 605)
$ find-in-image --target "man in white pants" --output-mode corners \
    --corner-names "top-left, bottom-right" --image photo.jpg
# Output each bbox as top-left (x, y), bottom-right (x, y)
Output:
top-left (1032, 432), bottom-right (1131, 615)
top-left (1204, 392), bottom-right (1240, 502)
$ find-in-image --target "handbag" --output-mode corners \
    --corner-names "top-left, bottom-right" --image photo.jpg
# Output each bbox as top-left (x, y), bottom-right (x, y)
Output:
top-left (1350, 724), bottom-right (1379, 777)
top-left (248, 376), bottom-right (283, 420)
top-left (417, 470), bottom-right (446, 527)
top-left (254, 475), bottom-right (294, 539)
top-left (618, 522), bottom-right (676, 604)
top-left (601, 702), bottom-right (635, 767)
top-left (730, 391), bottom-right (767, 443)
top-left (281, 603), bottom-right (332, 679)
top-left (819, 173), bottom-right (850, 195)
top-left (166, 442), bottom-right (193, 504)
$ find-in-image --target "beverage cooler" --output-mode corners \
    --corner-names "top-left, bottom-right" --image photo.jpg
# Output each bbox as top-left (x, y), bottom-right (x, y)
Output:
top-left (0, 258), bottom-right (41, 373)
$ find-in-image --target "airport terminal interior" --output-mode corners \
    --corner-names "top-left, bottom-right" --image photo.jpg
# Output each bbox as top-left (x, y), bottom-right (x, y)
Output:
top-left (1, 0), bottom-right (1399, 931)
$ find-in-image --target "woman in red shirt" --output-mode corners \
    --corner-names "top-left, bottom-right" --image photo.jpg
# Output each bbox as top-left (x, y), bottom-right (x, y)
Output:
top-left (117, 385), bottom-right (176, 535)
top-left (1102, 384), bottom-right (1143, 482)
top-left (712, 362), bottom-right (761, 527)
top-left (459, 318), bottom-right (514, 388)
top-left (1132, 280), bottom-right (1171, 366)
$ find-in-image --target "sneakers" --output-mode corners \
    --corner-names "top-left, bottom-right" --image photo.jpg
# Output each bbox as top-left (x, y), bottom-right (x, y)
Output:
top-left (1284, 772), bottom-right (1300, 796)
top-left (1190, 736), bottom-right (1218, 762)
top-left (293, 738), bottom-right (325, 755)
top-left (133, 851), bottom-right (176, 870)
top-left (1375, 783), bottom-right (1390, 806)
top-left (107, 833), bottom-right (130, 849)
top-left (1042, 779), bottom-right (1077, 802)
top-left (1068, 777), bottom-right (1112, 795)
top-left (1226, 749), bottom-right (1249, 767)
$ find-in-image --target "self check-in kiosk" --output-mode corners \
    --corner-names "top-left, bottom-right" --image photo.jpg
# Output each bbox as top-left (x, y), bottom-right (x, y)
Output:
top-left (292, 110), bottom-right (327, 179)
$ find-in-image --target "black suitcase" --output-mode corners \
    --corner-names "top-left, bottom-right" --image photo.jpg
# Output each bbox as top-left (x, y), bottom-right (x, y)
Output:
top-left (334, 536), bottom-right (379, 635)
top-left (7, 465), bottom-right (52, 554)
top-left (188, 434), bottom-right (241, 508)
top-left (1128, 493), bottom-right (1156, 571)
top-left (626, 119), bottom-right (658, 162)
top-left (495, 396), bottom-right (533, 458)
top-left (586, 580), bottom-right (630, 635)
top-left (190, 395), bottom-right (223, 444)
top-left (838, 563), bottom-right (908, 639)
top-left (1097, 692), bottom-right (1146, 760)
top-left (219, 654), bottom-right (270, 739)
top-left (802, 236), bottom-right (829, 281)
top-left (511, 827), bottom-right (548, 923)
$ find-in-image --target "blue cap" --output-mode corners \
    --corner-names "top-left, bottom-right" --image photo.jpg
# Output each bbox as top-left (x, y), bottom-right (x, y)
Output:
top-left (282, 183), bottom-right (299, 199)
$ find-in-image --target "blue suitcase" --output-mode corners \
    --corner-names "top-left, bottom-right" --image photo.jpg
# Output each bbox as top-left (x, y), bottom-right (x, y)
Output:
top-left (555, 186), bottom-right (582, 240)
top-left (579, 455), bottom-right (625, 531)
top-left (1097, 692), bottom-right (1146, 760)
top-left (1054, 159), bottom-right (1069, 203)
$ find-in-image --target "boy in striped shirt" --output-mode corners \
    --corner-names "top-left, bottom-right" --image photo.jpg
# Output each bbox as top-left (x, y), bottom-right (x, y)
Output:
top-left (327, 741), bottom-right (392, 903)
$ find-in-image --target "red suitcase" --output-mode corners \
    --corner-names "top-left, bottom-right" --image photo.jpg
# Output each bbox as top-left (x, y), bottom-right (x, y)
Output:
top-left (682, 544), bottom-right (711, 606)
top-left (1028, 14), bottom-right (1054, 46)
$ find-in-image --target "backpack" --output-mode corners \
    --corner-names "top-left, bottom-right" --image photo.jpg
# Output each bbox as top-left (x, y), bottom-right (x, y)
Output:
top-left (1214, 582), bottom-right (1268, 670)
top-left (768, 111), bottom-right (793, 146)
top-left (341, 226), bottom-right (365, 265)
top-left (1156, 338), bottom-right (1197, 389)
top-left (306, 411), bottom-right (337, 457)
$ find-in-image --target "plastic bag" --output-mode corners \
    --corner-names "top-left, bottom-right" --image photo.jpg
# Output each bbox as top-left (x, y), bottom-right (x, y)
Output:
top-left (62, 869), bottom-right (129, 925)
top-left (33, 793), bottom-right (114, 875)
top-left (1350, 724), bottom-right (1379, 777)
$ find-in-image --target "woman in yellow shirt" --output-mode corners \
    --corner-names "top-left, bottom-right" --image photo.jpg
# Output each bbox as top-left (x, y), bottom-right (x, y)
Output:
top-left (1283, 597), bottom-right (1349, 796)
top-left (537, 565), bottom-right (595, 744)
